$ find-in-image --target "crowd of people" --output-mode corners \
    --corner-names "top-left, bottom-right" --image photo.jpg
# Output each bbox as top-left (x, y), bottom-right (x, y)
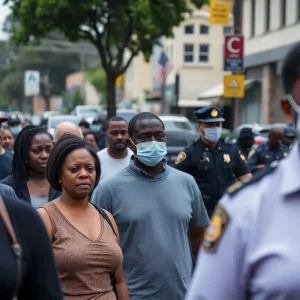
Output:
top-left (0, 42), bottom-right (300, 299)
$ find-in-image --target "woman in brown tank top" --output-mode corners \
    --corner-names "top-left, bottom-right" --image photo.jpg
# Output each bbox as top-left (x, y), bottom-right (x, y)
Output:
top-left (38, 134), bottom-right (129, 300)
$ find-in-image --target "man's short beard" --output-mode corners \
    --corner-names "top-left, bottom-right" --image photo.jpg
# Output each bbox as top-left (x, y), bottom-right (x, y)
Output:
top-left (111, 145), bottom-right (127, 153)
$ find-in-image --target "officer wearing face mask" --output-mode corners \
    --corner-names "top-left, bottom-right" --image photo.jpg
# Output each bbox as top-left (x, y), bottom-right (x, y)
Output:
top-left (175, 106), bottom-right (252, 217)
top-left (7, 115), bottom-right (22, 138)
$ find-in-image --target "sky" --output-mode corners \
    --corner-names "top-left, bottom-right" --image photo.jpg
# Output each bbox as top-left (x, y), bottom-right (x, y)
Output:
top-left (0, 3), bottom-right (10, 40)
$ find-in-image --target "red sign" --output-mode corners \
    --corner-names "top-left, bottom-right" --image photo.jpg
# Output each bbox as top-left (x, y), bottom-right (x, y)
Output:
top-left (224, 35), bottom-right (244, 59)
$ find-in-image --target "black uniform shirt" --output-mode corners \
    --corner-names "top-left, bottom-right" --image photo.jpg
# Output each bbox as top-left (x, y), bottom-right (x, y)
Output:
top-left (248, 143), bottom-right (289, 173)
top-left (175, 139), bottom-right (250, 211)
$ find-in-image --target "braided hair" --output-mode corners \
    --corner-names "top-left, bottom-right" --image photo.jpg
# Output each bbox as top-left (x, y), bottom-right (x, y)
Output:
top-left (12, 125), bottom-right (53, 193)
top-left (46, 134), bottom-right (101, 192)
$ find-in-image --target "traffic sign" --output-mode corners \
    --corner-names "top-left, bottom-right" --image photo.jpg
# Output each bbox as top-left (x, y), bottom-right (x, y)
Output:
top-left (24, 70), bottom-right (40, 96)
top-left (223, 75), bottom-right (245, 98)
top-left (224, 35), bottom-right (244, 72)
top-left (209, 0), bottom-right (231, 25)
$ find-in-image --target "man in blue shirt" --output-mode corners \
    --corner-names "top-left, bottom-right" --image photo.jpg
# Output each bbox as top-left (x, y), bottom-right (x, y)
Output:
top-left (0, 117), bottom-right (13, 181)
top-left (91, 112), bottom-right (209, 300)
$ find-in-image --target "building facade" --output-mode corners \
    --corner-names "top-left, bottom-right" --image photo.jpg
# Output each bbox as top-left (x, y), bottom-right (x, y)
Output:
top-left (162, 5), bottom-right (233, 119)
top-left (241, 0), bottom-right (300, 124)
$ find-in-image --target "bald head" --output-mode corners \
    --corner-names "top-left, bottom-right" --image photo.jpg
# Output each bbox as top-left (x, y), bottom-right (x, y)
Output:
top-left (268, 127), bottom-right (283, 149)
top-left (53, 122), bottom-right (83, 143)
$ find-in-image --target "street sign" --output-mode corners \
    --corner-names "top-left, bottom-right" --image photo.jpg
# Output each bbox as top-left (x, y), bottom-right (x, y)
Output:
top-left (224, 35), bottom-right (244, 72)
top-left (223, 75), bottom-right (245, 98)
top-left (209, 0), bottom-right (231, 25)
top-left (24, 70), bottom-right (40, 96)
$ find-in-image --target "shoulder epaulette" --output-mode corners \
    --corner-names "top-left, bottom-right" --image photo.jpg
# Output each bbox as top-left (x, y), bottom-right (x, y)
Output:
top-left (227, 160), bottom-right (279, 197)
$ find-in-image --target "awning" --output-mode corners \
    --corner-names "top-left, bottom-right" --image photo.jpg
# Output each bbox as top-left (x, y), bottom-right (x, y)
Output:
top-left (197, 79), bottom-right (259, 100)
top-left (178, 99), bottom-right (216, 107)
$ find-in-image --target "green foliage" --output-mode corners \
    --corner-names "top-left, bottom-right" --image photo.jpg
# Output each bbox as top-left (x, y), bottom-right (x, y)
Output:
top-left (85, 67), bottom-right (106, 104)
top-left (62, 89), bottom-right (84, 114)
top-left (0, 40), bottom-right (80, 109)
top-left (5, 0), bottom-right (208, 116)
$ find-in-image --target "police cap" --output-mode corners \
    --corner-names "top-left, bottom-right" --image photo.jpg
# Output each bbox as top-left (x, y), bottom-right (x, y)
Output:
top-left (238, 127), bottom-right (256, 139)
top-left (194, 106), bottom-right (225, 123)
top-left (7, 114), bottom-right (21, 125)
top-left (283, 126), bottom-right (296, 138)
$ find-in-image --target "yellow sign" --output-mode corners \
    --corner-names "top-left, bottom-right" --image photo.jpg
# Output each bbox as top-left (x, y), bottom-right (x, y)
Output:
top-left (209, 0), bottom-right (231, 25)
top-left (223, 75), bottom-right (245, 98)
top-left (116, 75), bottom-right (123, 87)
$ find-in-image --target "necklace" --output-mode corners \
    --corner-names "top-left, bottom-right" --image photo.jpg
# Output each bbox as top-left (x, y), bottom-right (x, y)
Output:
top-left (29, 179), bottom-right (49, 191)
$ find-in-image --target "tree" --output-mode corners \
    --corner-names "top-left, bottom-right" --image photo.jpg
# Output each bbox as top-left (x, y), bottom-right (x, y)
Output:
top-left (86, 68), bottom-right (107, 105)
top-left (0, 41), bottom-right (81, 110)
top-left (5, 0), bottom-right (209, 117)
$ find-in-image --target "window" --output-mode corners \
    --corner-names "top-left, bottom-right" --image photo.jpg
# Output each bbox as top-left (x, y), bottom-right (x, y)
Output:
top-left (184, 24), bottom-right (194, 34)
top-left (200, 25), bottom-right (209, 34)
top-left (251, 0), bottom-right (256, 36)
top-left (281, 0), bottom-right (286, 27)
top-left (223, 26), bottom-right (232, 35)
top-left (265, 0), bottom-right (270, 32)
top-left (199, 44), bottom-right (209, 63)
top-left (184, 44), bottom-right (194, 63)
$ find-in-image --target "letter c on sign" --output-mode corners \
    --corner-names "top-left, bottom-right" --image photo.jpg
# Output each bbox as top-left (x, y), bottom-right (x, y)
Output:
top-left (228, 37), bottom-right (240, 54)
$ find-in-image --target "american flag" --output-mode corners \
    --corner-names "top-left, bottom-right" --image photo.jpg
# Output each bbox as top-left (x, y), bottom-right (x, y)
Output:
top-left (153, 52), bottom-right (173, 85)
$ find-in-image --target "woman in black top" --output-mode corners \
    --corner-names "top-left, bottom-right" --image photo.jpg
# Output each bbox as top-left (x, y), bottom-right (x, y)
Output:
top-left (0, 184), bottom-right (63, 299)
top-left (1, 125), bottom-right (61, 208)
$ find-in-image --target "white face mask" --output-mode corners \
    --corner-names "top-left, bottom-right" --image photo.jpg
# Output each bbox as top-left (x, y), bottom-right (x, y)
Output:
top-left (201, 126), bottom-right (222, 143)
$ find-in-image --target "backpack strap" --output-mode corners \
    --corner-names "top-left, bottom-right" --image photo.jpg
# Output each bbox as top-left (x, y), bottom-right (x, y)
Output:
top-left (0, 195), bottom-right (23, 300)
top-left (91, 203), bottom-right (117, 237)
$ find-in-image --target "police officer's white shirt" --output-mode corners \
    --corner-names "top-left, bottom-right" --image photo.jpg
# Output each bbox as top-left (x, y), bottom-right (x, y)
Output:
top-left (97, 148), bottom-right (133, 181)
top-left (186, 144), bottom-right (300, 300)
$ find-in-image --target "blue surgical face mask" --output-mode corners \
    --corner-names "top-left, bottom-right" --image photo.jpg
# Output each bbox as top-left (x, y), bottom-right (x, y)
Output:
top-left (90, 124), bottom-right (101, 133)
top-left (287, 94), bottom-right (300, 137)
top-left (10, 126), bottom-right (22, 136)
top-left (131, 139), bottom-right (167, 167)
top-left (201, 126), bottom-right (222, 143)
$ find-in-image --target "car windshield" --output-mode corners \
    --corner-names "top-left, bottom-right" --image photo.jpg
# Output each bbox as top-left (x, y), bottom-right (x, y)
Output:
top-left (117, 112), bottom-right (137, 122)
top-left (166, 132), bottom-right (196, 147)
top-left (163, 120), bottom-right (193, 131)
top-left (50, 118), bottom-right (80, 128)
top-left (79, 108), bottom-right (101, 117)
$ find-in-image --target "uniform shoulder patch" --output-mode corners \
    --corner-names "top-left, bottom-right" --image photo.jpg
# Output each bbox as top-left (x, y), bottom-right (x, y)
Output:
top-left (175, 151), bottom-right (187, 165)
top-left (227, 160), bottom-right (279, 197)
top-left (202, 205), bottom-right (230, 253)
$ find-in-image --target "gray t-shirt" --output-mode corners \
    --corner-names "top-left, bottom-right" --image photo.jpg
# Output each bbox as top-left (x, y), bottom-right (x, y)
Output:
top-left (91, 160), bottom-right (209, 300)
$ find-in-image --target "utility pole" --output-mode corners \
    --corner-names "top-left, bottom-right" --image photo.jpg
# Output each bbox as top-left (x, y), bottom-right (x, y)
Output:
top-left (232, 0), bottom-right (244, 127)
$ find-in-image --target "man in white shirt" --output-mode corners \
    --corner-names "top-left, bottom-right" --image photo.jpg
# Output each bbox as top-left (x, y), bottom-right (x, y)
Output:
top-left (98, 116), bottom-right (133, 181)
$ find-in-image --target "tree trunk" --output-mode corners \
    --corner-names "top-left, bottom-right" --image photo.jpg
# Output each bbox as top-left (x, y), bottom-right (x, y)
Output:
top-left (45, 95), bottom-right (50, 111)
top-left (106, 73), bottom-right (117, 118)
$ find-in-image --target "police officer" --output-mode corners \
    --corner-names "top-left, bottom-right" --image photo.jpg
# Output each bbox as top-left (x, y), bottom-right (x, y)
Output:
top-left (237, 127), bottom-right (256, 158)
top-left (283, 126), bottom-right (296, 148)
top-left (7, 115), bottom-right (22, 137)
top-left (185, 41), bottom-right (300, 300)
top-left (248, 126), bottom-right (288, 173)
top-left (175, 106), bottom-right (251, 217)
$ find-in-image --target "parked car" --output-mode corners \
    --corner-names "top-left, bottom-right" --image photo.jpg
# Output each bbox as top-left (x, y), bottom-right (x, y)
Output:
top-left (40, 111), bottom-right (61, 126)
top-left (72, 105), bottom-right (105, 124)
top-left (47, 115), bottom-right (81, 136)
top-left (225, 124), bottom-right (263, 146)
top-left (160, 115), bottom-right (198, 134)
top-left (164, 129), bottom-right (198, 167)
top-left (115, 109), bottom-right (138, 123)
